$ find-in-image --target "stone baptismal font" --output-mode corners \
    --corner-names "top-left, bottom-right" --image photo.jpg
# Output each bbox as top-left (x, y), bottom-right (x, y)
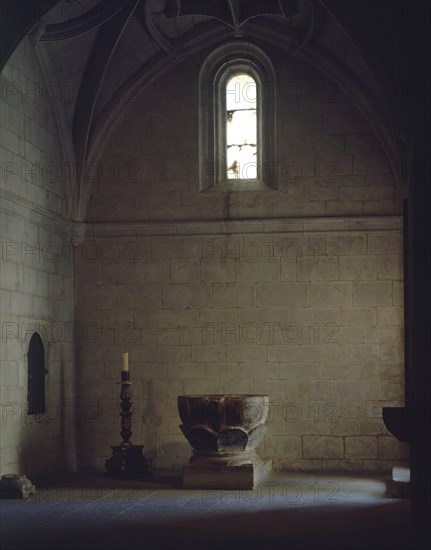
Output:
top-left (178, 394), bottom-right (271, 489)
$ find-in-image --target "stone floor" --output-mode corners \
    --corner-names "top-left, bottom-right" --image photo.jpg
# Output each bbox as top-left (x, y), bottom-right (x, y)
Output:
top-left (0, 471), bottom-right (427, 549)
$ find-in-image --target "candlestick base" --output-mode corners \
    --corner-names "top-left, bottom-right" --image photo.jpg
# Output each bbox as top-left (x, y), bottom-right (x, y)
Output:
top-left (105, 444), bottom-right (152, 479)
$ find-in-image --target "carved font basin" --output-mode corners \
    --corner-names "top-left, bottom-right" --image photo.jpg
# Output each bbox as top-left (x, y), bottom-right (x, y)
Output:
top-left (178, 394), bottom-right (269, 461)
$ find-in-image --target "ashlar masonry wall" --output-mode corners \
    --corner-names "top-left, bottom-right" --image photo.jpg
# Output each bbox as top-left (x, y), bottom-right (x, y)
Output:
top-left (0, 38), bottom-right (75, 475)
top-left (75, 45), bottom-right (407, 473)
top-left (75, 221), bottom-right (406, 472)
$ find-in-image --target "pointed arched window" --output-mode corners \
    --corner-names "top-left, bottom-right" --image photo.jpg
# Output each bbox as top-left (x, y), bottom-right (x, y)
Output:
top-left (27, 332), bottom-right (46, 415)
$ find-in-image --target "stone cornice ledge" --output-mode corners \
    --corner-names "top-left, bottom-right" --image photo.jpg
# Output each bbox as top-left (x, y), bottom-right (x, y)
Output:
top-left (84, 216), bottom-right (402, 239)
top-left (0, 188), bottom-right (71, 235)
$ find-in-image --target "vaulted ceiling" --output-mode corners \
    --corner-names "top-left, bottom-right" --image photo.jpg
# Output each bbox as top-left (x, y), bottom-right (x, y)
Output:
top-left (0, 0), bottom-right (423, 219)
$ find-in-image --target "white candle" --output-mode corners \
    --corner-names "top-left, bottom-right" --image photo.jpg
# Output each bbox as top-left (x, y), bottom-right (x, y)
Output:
top-left (121, 352), bottom-right (129, 372)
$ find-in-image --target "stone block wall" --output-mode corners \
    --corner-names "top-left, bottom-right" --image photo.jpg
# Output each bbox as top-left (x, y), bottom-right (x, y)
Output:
top-left (75, 45), bottom-right (406, 473)
top-left (0, 38), bottom-right (75, 475)
top-left (75, 219), bottom-right (406, 472)
top-left (88, 49), bottom-right (402, 223)
top-left (0, 28), bottom-right (407, 476)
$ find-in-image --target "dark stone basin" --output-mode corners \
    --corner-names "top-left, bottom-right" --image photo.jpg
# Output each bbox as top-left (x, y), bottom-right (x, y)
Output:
top-left (178, 394), bottom-right (269, 455)
top-left (382, 407), bottom-right (411, 443)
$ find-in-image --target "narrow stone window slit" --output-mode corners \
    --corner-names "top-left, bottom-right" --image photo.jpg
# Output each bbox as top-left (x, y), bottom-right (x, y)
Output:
top-left (27, 332), bottom-right (46, 415)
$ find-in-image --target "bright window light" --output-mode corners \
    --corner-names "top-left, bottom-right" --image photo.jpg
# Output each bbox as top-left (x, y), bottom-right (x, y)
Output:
top-left (226, 74), bottom-right (257, 180)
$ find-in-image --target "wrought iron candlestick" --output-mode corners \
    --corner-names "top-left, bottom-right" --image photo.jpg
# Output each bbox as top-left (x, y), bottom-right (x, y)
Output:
top-left (120, 371), bottom-right (132, 446)
top-left (105, 366), bottom-right (151, 478)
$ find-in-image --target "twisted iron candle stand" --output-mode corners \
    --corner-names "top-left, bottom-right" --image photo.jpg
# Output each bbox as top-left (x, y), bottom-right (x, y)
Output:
top-left (105, 371), bottom-right (151, 478)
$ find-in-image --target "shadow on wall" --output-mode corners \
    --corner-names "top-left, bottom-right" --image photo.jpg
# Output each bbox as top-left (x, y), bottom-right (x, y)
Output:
top-left (143, 380), bottom-right (189, 470)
